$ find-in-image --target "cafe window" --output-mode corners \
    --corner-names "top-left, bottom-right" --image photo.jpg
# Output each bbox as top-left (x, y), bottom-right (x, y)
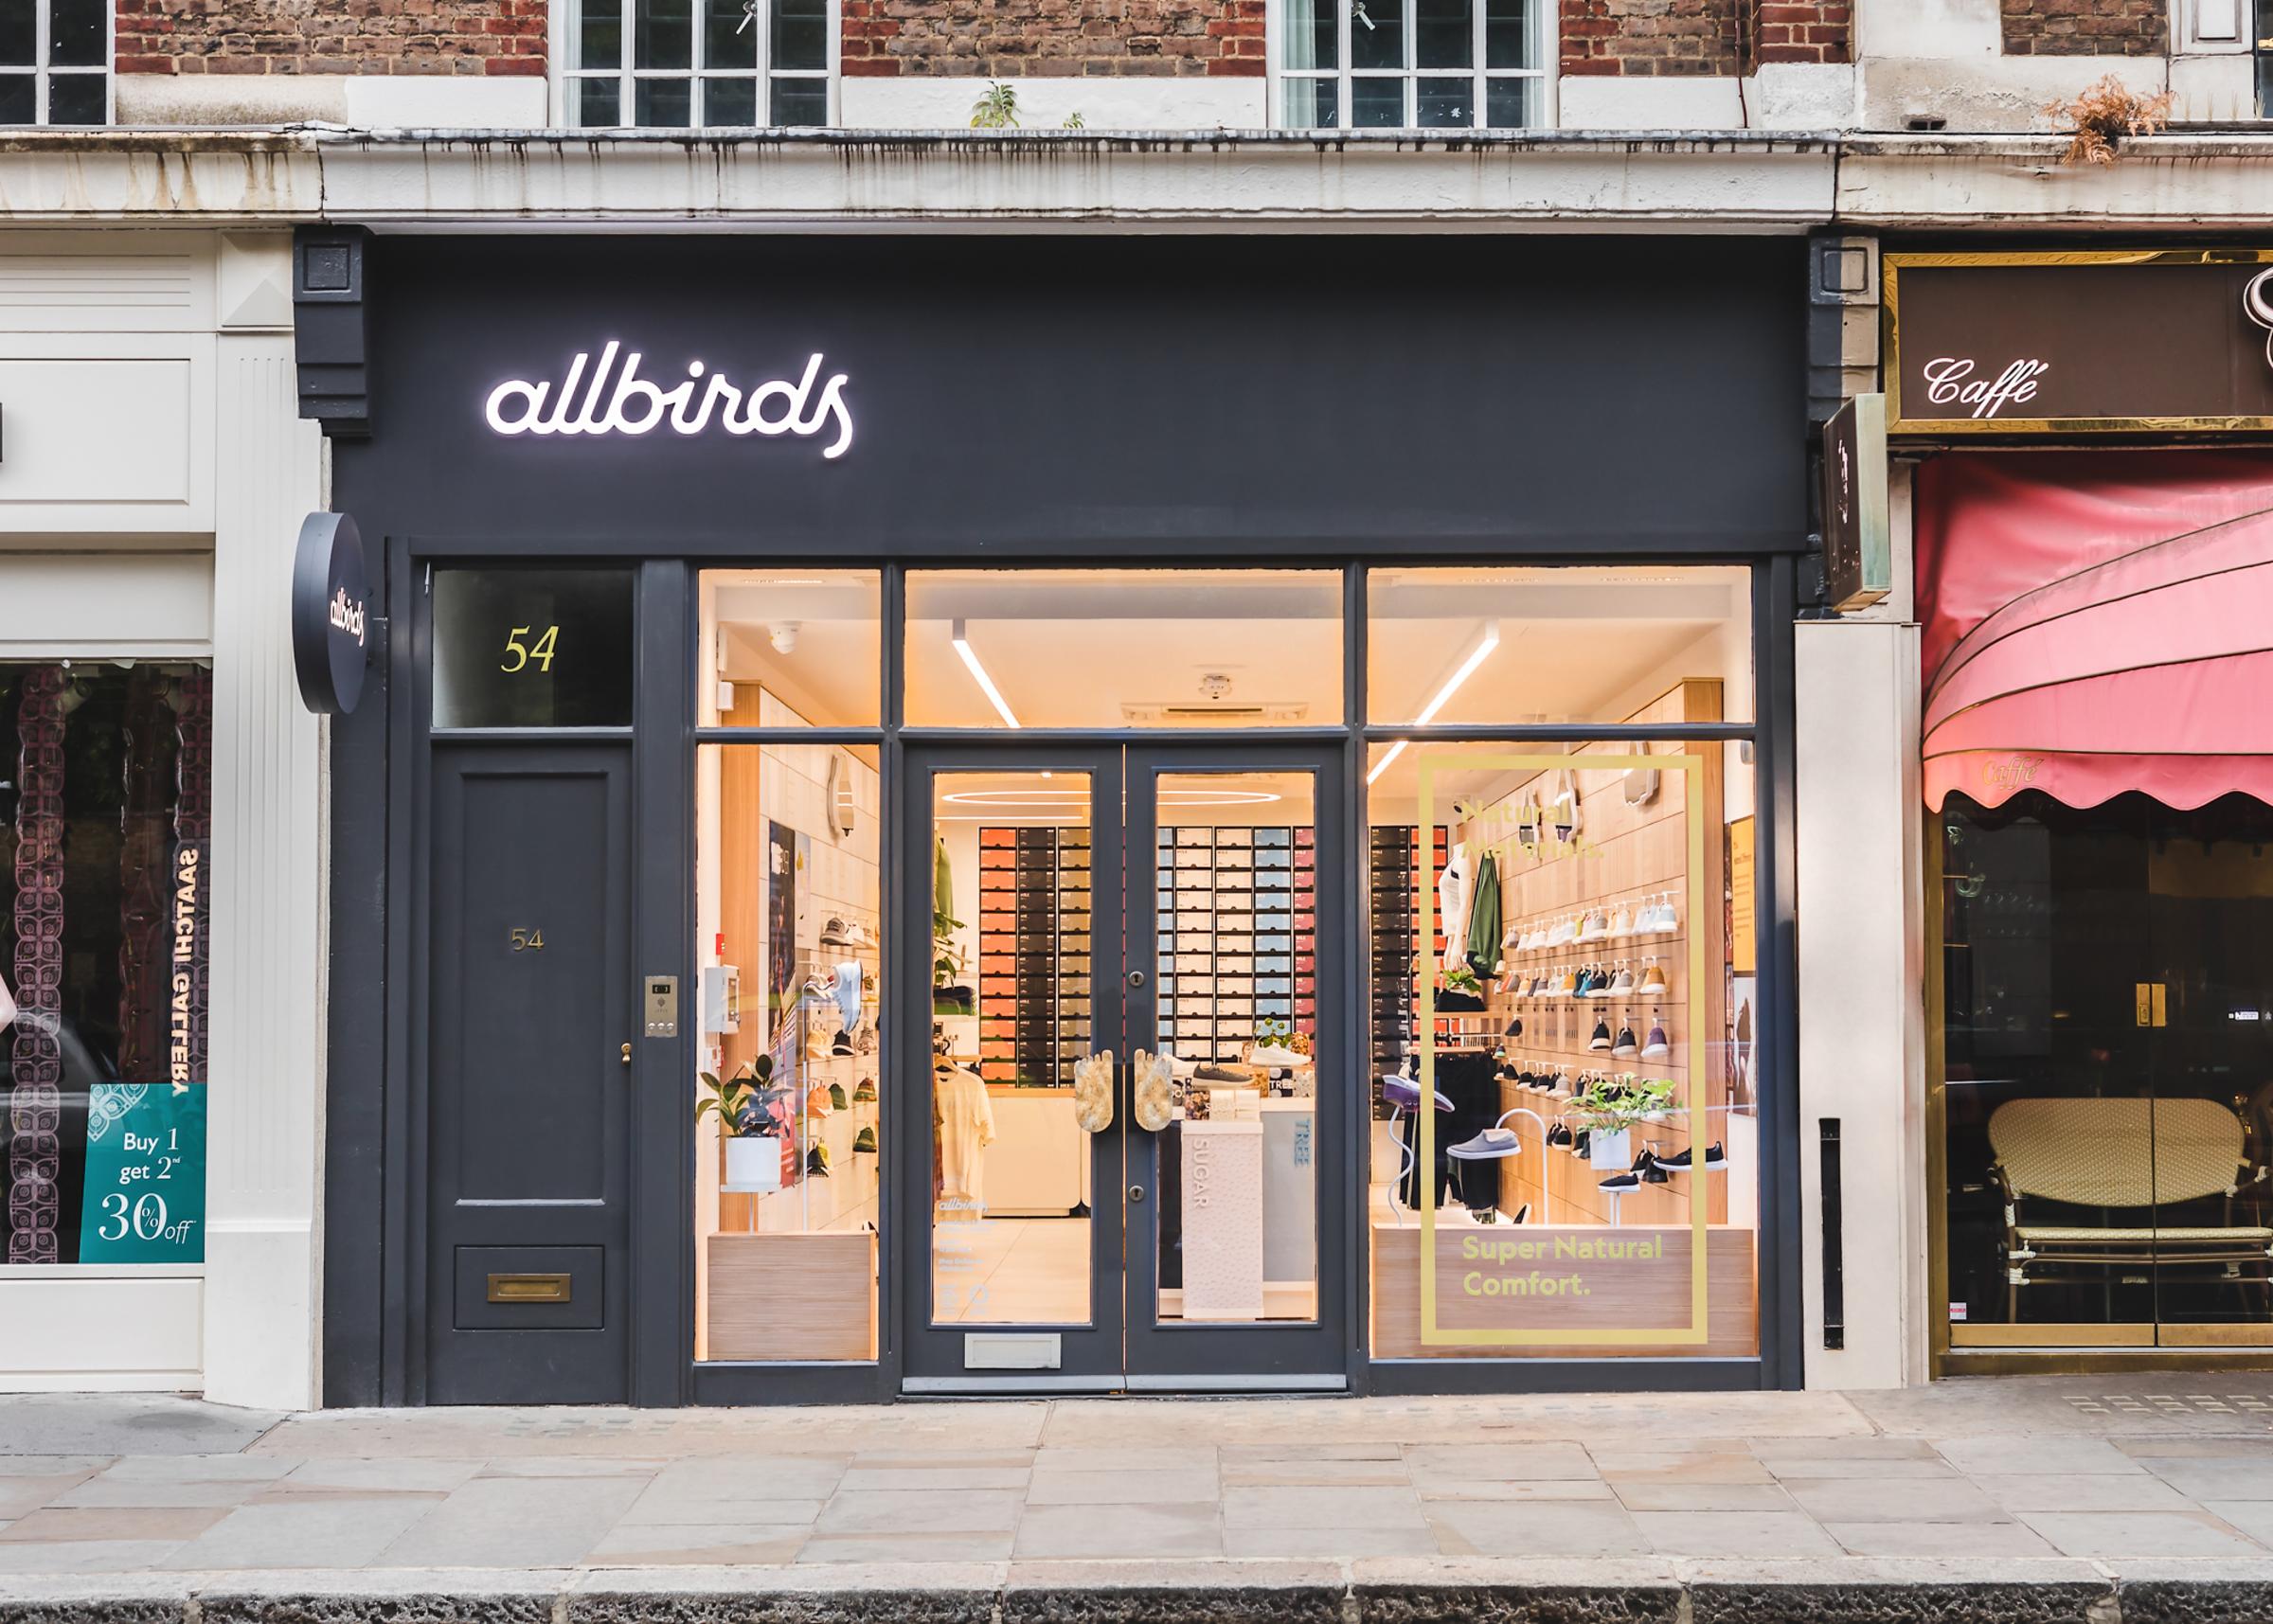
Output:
top-left (564, 0), bottom-right (832, 128)
top-left (0, 662), bottom-right (210, 1267)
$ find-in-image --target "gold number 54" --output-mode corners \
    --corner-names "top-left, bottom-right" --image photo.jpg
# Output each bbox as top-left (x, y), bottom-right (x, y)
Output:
top-left (500, 625), bottom-right (560, 673)
top-left (510, 928), bottom-right (546, 953)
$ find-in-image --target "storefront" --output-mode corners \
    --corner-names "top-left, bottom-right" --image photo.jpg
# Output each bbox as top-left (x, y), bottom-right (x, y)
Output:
top-left (315, 232), bottom-right (1804, 1405)
top-left (0, 229), bottom-right (326, 1406)
top-left (1892, 249), bottom-right (2273, 1373)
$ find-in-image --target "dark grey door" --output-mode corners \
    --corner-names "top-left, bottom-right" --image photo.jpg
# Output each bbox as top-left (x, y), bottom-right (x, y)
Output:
top-left (424, 742), bottom-right (633, 1403)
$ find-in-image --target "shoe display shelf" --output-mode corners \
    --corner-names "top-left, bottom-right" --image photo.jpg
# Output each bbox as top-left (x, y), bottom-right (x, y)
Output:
top-left (1461, 681), bottom-right (1732, 1234)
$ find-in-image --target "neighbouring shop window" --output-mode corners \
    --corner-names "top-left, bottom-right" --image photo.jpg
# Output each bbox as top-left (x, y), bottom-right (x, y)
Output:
top-left (0, 0), bottom-right (108, 127)
top-left (1939, 793), bottom-right (2273, 1350)
top-left (0, 663), bottom-right (210, 1267)
top-left (904, 569), bottom-right (1344, 729)
top-left (694, 741), bottom-right (881, 1360)
top-left (698, 570), bottom-right (881, 727)
top-left (1279, 0), bottom-right (1541, 128)
top-left (566, 0), bottom-right (831, 128)
top-left (433, 569), bottom-right (635, 729)
top-left (1363, 567), bottom-right (1758, 1360)
top-left (2260, 0), bottom-right (2273, 117)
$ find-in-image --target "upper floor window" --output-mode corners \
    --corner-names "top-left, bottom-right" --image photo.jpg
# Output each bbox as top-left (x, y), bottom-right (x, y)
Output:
top-left (566, 0), bottom-right (831, 128)
top-left (0, 0), bottom-right (109, 126)
top-left (1279, 0), bottom-right (1540, 128)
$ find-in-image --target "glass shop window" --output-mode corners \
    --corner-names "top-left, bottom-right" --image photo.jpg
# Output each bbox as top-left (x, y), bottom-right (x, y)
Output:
top-left (0, 662), bottom-right (211, 1267)
top-left (433, 569), bottom-right (636, 729)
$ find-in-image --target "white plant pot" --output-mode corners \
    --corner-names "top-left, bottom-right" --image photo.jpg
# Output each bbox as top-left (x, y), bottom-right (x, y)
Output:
top-left (1587, 1128), bottom-right (1632, 1171)
top-left (725, 1133), bottom-right (784, 1193)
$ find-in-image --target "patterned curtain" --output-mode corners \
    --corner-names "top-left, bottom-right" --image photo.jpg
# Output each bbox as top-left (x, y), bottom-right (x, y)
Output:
top-left (9, 666), bottom-right (66, 1264)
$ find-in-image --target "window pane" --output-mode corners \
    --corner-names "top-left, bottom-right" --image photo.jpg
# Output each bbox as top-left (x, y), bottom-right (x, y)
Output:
top-left (1366, 736), bottom-right (1759, 1360)
top-left (636, 0), bottom-right (693, 67)
top-left (1280, 76), bottom-right (1338, 127)
top-left (706, 76), bottom-right (757, 123)
top-left (580, 0), bottom-right (624, 68)
top-left (707, 0), bottom-right (758, 66)
top-left (1484, 0), bottom-right (1531, 67)
top-left (47, 73), bottom-right (105, 125)
top-left (1351, 75), bottom-right (1403, 125)
top-left (433, 569), bottom-right (636, 728)
top-left (769, 77), bottom-right (828, 126)
top-left (636, 75), bottom-right (694, 124)
top-left (927, 773), bottom-right (1094, 1326)
top-left (1416, 77), bottom-right (1470, 125)
top-left (905, 569), bottom-right (1344, 728)
top-left (577, 77), bottom-right (622, 125)
top-left (1368, 565), bottom-right (1756, 725)
top-left (1415, 0), bottom-right (1469, 67)
top-left (1, 663), bottom-right (211, 1268)
top-left (695, 742), bottom-right (884, 1361)
top-left (49, 0), bottom-right (106, 66)
top-left (1151, 772), bottom-right (1322, 1328)
top-left (772, 0), bottom-right (828, 69)
top-left (1350, 0), bottom-right (1404, 68)
top-left (1484, 74), bottom-right (1533, 128)
top-left (0, 75), bottom-right (33, 124)
top-left (698, 570), bottom-right (882, 726)
top-left (1284, 0), bottom-right (1335, 69)
top-left (0, 6), bottom-right (31, 62)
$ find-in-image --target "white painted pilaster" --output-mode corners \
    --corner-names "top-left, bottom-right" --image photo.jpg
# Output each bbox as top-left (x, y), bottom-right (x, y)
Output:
top-left (203, 232), bottom-right (328, 1410)
top-left (1795, 617), bottom-right (1927, 1388)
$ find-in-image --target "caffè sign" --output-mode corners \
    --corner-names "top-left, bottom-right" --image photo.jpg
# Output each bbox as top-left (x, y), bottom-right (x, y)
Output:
top-left (1885, 250), bottom-right (2273, 435)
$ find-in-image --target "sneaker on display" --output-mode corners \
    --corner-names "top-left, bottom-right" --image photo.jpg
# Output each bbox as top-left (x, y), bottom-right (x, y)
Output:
top-left (1640, 1025), bottom-right (1671, 1061)
top-left (1588, 1020), bottom-right (1612, 1051)
top-left (1611, 1026), bottom-right (1638, 1058)
top-left (1659, 1142), bottom-right (1726, 1170)
top-left (1598, 1168), bottom-right (1639, 1191)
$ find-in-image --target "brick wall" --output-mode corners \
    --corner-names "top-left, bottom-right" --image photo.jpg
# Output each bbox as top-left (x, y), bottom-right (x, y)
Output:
top-left (114, 0), bottom-right (547, 78)
top-left (2000, 0), bottom-right (2167, 55)
top-left (1748, 0), bottom-right (1849, 64)
top-left (842, 0), bottom-right (1263, 77)
top-left (1560, 0), bottom-right (1849, 76)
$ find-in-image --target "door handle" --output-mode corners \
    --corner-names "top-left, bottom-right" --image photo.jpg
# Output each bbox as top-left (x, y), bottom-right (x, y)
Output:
top-left (1073, 1050), bottom-right (1115, 1133)
top-left (1131, 1049), bottom-right (1173, 1133)
top-left (621, 1043), bottom-right (633, 1064)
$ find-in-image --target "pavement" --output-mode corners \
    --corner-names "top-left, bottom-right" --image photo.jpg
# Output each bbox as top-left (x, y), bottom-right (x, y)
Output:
top-left (1, 1380), bottom-right (2272, 1621)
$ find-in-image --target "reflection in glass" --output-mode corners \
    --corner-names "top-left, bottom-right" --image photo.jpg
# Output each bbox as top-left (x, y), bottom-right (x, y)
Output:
top-left (931, 773), bottom-right (1094, 1326)
top-left (1484, 0), bottom-right (1532, 66)
top-left (1416, 79), bottom-right (1470, 126)
top-left (636, 0), bottom-right (694, 66)
top-left (1351, 76), bottom-right (1404, 125)
top-left (695, 742), bottom-right (883, 1361)
top-left (1285, 0), bottom-right (1336, 67)
top-left (1351, 0), bottom-right (1405, 67)
top-left (905, 569), bottom-right (1343, 729)
top-left (1154, 773), bottom-right (1321, 1325)
top-left (1940, 792), bottom-right (2273, 1347)
top-left (1415, 0), bottom-right (1471, 67)
top-left (1280, 76), bottom-right (1339, 126)
top-left (706, 0), bottom-right (758, 66)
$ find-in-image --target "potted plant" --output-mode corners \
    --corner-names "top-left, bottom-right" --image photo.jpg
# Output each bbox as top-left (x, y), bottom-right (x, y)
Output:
top-left (1439, 964), bottom-right (1486, 1012)
top-left (701, 1056), bottom-right (785, 1193)
top-left (1568, 1075), bottom-right (1675, 1170)
top-left (933, 906), bottom-right (973, 1014)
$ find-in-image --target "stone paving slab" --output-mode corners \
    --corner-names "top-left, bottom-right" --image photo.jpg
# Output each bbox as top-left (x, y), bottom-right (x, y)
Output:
top-left (0, 1381), bottom-right (2271, 1615)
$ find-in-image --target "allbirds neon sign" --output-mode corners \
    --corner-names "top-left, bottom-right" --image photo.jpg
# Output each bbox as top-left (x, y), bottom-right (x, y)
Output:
top-left (484, 341), bottom-right (853, 458)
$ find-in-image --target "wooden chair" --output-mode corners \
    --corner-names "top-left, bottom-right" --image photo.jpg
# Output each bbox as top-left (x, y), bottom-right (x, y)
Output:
top-left (1987, 1096), bottom-right (2273, 1321)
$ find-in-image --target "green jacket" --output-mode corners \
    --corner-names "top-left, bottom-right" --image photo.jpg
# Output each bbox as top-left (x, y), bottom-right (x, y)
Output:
top-left (1464, 850), bottom-right (1500, 977)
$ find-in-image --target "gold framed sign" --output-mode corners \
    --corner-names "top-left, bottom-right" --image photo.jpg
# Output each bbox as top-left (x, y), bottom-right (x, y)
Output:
top-left (1415, 753), bottom-right (1711, 1349)
top-left (1884, 249), bottom-right (2273, 437)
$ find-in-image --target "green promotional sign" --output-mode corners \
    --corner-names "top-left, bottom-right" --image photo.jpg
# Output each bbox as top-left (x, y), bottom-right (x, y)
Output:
top-left (77, 1084), bottom-right (206, 1263)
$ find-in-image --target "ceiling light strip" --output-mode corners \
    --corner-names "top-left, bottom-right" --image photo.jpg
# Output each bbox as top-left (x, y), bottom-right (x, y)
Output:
top-left (1367, 623), bottom-right (1500, 787)
top-left (951, 618), bottom-right (1021, 729)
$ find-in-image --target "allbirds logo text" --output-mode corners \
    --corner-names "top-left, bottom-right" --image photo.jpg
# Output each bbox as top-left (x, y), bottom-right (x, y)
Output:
top-left (485, 341), bottom-right (854, 458)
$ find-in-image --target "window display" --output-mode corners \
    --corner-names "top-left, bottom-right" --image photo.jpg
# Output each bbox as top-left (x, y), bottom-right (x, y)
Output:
top-left (0, 662), bottom-right (210, 1267)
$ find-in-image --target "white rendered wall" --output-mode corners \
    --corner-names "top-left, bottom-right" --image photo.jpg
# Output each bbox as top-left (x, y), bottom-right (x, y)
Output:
top-left (839, 77), bottom-right (1265, 130)
top-left (1795, 616), bottom-right (1927, 1389)
top-left (203, 233), bottom-right (328, 1410)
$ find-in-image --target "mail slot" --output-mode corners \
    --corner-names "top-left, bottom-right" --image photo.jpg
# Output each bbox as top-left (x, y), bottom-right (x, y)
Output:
top-left (488, 1272), bottom-right (572, 1304)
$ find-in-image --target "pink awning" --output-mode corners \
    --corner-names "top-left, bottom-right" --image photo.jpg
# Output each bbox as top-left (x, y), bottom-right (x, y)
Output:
top-left (1919, 452), bottom-right (2273, 812)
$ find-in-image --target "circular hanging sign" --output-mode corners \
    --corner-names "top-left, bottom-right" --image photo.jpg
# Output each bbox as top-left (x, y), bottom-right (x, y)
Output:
top-left (291, 510), bottom-right (370, 715)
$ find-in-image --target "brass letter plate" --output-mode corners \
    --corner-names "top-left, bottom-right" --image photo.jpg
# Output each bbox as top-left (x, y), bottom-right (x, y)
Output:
top-left (488, 1272), bottom-right (572, 1304)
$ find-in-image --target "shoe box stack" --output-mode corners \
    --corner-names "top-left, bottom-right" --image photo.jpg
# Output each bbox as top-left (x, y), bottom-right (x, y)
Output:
top-left (1157, 825), bottom-right (1317, 1065)
top-left (976, 827), bottom-right (1092, 1086)
top-left (1369, 825), bottom-right (1450, 1092)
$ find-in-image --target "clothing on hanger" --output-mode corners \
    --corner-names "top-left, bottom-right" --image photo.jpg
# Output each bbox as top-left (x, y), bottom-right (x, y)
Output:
top-left (1464, 849), bottom-right (1500, 978)
top-left (1438, 842), bottom-right (1470, 977)
top-left (934, 1063), bottom-right (995, 1209)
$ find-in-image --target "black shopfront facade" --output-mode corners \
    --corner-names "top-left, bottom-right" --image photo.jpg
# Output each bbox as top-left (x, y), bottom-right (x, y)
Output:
top-left (313, 232), bottom-right (1806, 1407)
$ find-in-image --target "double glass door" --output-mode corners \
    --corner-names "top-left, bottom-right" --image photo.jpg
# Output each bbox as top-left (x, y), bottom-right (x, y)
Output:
top-left (901, 742), bottom-right (1349, 1390)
